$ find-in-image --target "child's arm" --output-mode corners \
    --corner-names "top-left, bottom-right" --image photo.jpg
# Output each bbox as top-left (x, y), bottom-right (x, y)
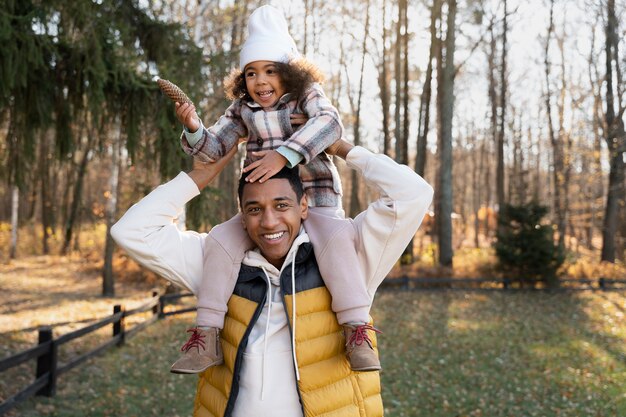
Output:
top-left (241, 149), bottom-right (288, 183)
top-left (241, 113), bottom-right (310, 183)
top-left (280, 83), bottom-right (343, 164)
top-left (178, 101), bottom-right (248, 162)
top-left (242, 86), bottom-right (340, 183)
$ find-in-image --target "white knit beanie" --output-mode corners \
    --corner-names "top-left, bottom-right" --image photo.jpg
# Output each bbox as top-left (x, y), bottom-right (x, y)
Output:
top-left (239, 5), bottom-right (300, 70)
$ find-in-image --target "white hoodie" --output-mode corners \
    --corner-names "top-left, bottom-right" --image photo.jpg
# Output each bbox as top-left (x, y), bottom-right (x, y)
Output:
top-left (232, 231), bottom-right (308, 417)
top-left (111, 146), bottom-right (434, 416)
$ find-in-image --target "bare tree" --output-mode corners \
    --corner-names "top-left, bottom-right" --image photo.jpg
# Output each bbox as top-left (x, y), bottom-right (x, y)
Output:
top-left (601, 0), bottom-right (626, 262)
top-left (62, 113), bottom-right (95, 255)
top-left (393, 0), bottom-right (404, 161)
top-left (436, 0), bottom-right (457, 267)
top-left (496, 0), bottom-right (508, 214)
top-left (345, 0), bottom-right (371, 217)
top-left (544, 0), bottom-right (567, 250)
top-left (102, 122), bottom-right (122, 297)
top-left (378, 0), bottom-right (392, 156)
top-left (415, 0), bottom-right (441, 177)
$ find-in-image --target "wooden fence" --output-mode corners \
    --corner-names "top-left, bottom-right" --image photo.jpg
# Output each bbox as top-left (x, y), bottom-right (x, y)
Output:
top-left (0, 291), bottom-right (193, 416)
top-left (1, 276), bottom-right (625, 415)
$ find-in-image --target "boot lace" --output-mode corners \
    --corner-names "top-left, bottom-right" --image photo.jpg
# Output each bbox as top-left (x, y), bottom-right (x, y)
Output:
top-left (181, 327), bottom-right (206, 352)
top-left (347, 324), bottom-right (382, 348)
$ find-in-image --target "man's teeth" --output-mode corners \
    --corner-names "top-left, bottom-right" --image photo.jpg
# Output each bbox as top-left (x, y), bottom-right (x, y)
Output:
top-left (264, 232), bottom-right (284, 240)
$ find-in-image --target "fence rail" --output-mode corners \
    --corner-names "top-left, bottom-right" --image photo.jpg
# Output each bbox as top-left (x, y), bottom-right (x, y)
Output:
top-left (2, 276), bottom-right (625, 415)
top-left (0, 290), bottom-right (186, 416)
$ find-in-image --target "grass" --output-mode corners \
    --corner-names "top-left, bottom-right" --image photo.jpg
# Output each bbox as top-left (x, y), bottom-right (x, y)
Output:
top-left (2, 224), bottom-right (625, 416)
top-left (5, 291), bottom-right (625, 417)
top-left (376, 291), bottom-right (626, 417)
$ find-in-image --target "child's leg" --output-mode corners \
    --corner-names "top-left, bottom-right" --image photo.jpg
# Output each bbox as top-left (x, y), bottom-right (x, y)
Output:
top-left (304, 207), bottom-right (381, 371)
top-left (303, 207), bottom-right (370, 325)
top-left (171, 214), bottom-right (253, 374)
top-left (197, 213), bottom-right (254, 328)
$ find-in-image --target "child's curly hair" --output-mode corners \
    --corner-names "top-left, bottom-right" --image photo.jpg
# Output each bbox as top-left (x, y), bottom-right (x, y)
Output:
top-left (224, 57), bottom-right (325, 103)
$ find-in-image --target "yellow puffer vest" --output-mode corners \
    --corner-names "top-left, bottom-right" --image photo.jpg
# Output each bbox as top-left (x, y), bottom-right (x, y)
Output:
top-left (193, 243), bottom-right (383, 417)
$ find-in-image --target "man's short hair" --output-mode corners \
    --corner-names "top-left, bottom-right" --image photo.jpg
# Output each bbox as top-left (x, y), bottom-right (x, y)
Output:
top-left (238, 166), bottom-right (305, 208)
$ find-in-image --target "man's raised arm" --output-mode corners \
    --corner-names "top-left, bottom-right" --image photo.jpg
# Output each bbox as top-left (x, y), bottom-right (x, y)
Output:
top-left (111, 145), bottom-right (240, 294)
top-left (328, 140), bottom-right (434, 296)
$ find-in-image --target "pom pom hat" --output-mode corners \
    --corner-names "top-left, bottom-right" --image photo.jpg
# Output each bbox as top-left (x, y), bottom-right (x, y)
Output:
top-left (239, 5), bottom-right (300, 70)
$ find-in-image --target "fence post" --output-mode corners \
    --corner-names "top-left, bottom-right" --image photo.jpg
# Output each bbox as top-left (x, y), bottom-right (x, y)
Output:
top-left (598, 277), bottom-right (606, 291)
top-left (152, 290), bottom-right (160, 317)
top-left (35, 327), bottom-right (57, 397)
top-left (158, 296), bottom-right (166, 319)
top-left (113, 305), bottom-right (125, 346)
top-left (503, 278), bottom-right (509, 290)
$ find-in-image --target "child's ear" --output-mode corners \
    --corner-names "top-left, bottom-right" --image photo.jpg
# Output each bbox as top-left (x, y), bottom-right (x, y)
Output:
top-left (300, 196), bottom-right (309, 220)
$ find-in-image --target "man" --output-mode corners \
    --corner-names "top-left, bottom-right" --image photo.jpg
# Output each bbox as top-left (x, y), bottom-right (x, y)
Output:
top-left (111, 140), bottom-right (433, 417)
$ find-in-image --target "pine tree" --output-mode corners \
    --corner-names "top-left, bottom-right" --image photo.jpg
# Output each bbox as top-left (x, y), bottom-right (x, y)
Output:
top-left (495, 203), bottom-right (565, 288)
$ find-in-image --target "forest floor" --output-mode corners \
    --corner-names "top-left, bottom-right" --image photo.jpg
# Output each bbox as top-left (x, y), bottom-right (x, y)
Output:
top-left (1, 224), bottom-right (626, 416)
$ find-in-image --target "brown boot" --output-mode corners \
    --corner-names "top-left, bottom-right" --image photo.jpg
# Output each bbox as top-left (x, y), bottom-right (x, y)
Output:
top-left (170, 327), bottom-right (223, 374)
top-left (343, 324), bottom-right (382, 372)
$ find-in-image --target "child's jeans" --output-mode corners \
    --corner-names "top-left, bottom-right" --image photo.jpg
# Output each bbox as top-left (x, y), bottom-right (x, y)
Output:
top-left (197, 208), bottom-right (371, 328)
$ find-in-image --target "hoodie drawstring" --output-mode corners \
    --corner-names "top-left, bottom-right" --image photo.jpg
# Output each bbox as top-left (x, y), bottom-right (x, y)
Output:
top-left (260, 266), bottom-right (272, 400)
top-left (290, 250), bottom-right (300, 381)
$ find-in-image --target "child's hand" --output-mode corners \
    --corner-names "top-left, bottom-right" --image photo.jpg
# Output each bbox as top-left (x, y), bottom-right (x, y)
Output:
top-left (175, 102), bottom-right (201, 133)
top-left (290, 114), bottom-right (308, 126)
top-left (243, 150), bottom-right (288, 183)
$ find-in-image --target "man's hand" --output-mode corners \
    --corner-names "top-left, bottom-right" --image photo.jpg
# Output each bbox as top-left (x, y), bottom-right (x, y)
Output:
top-left (176, 102), bottom-right (201, 133)
top-left (188, 142), bottom-right (240, 190)
top-left (242, 150), bottom-right (288, 183)
top-left (325, 139), bottom-right (354, 160)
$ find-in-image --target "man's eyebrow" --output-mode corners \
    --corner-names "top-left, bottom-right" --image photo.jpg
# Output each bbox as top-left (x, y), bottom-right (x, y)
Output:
top-left (243, 196), bottom-right (293, 208)
top-left (272, 196), bottom-right (293, 202)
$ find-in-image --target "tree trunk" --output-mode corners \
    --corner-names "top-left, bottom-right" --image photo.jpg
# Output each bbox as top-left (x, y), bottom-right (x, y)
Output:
top-left (556, 27), bottom-right (571, 250)
top-left (601, 0), bottom-right (626, 262)
top-left (415, 0), bottom-right (440, 177)
top-left (62, 133), bottom-right (93, 255)
top-left (349, 0), bottom-right (371, 218)
top-left (393, 0), bottom-right (403, 161)
top-left (496, 0), bottom-right (508, 213)
top-left (379, 0), bottom-right (391, 156)
top-left (303, 0), bottom-right (309, 55)
top-left (436, 0), bottom-right (456, 267)
top-left (400, 0), bottom-right (409, 166)
top-left (544, 0), bottom-right (565, 251)
top-left (588, 25), bottom-right (604, 249)
top-left (102, 125), bottom-right (122, 297)
top-left (487, 16), bottom-right (497, 237)
top-left (10, 186), bottom-right (19, 259)
top-left (39, 132), bottom-right (52, 255)
top-left (399, 0), bottom-right (413, 263)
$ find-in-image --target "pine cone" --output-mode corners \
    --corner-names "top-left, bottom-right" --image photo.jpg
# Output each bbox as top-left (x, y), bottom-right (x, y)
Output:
top-left (156, 79), bottom-right (194, 106)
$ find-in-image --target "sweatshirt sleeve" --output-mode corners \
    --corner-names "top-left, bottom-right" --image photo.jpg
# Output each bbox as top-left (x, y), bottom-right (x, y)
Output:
top-left (180, 100), bottom-right (248, 162)
top-left (110, 172), bottom-right (206, 294)
top-left (281, 84), bottom-right (343, 164)
top-left (347, 147), bottom-right (434, 296)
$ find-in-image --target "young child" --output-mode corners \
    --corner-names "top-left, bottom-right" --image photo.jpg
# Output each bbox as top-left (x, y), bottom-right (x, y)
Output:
top-left (171, 5), bottom-right (380, 375)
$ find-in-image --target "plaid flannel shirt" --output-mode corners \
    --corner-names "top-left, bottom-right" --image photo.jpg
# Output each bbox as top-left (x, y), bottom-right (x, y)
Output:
top-left (181, 83), bottom-right (343, 207)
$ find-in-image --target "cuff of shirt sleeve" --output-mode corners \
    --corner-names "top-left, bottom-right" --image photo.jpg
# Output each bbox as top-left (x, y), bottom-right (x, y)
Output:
top-left (276, 146), bottom-right (304, 168)
top-left (183, 122), bottom-right (204, 147)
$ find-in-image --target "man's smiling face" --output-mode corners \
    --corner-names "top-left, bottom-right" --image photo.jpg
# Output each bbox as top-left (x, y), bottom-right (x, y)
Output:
top-left (240, 177), bottom-right (308, 268)
top-left (244, 61), bottom-right (286, 108)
